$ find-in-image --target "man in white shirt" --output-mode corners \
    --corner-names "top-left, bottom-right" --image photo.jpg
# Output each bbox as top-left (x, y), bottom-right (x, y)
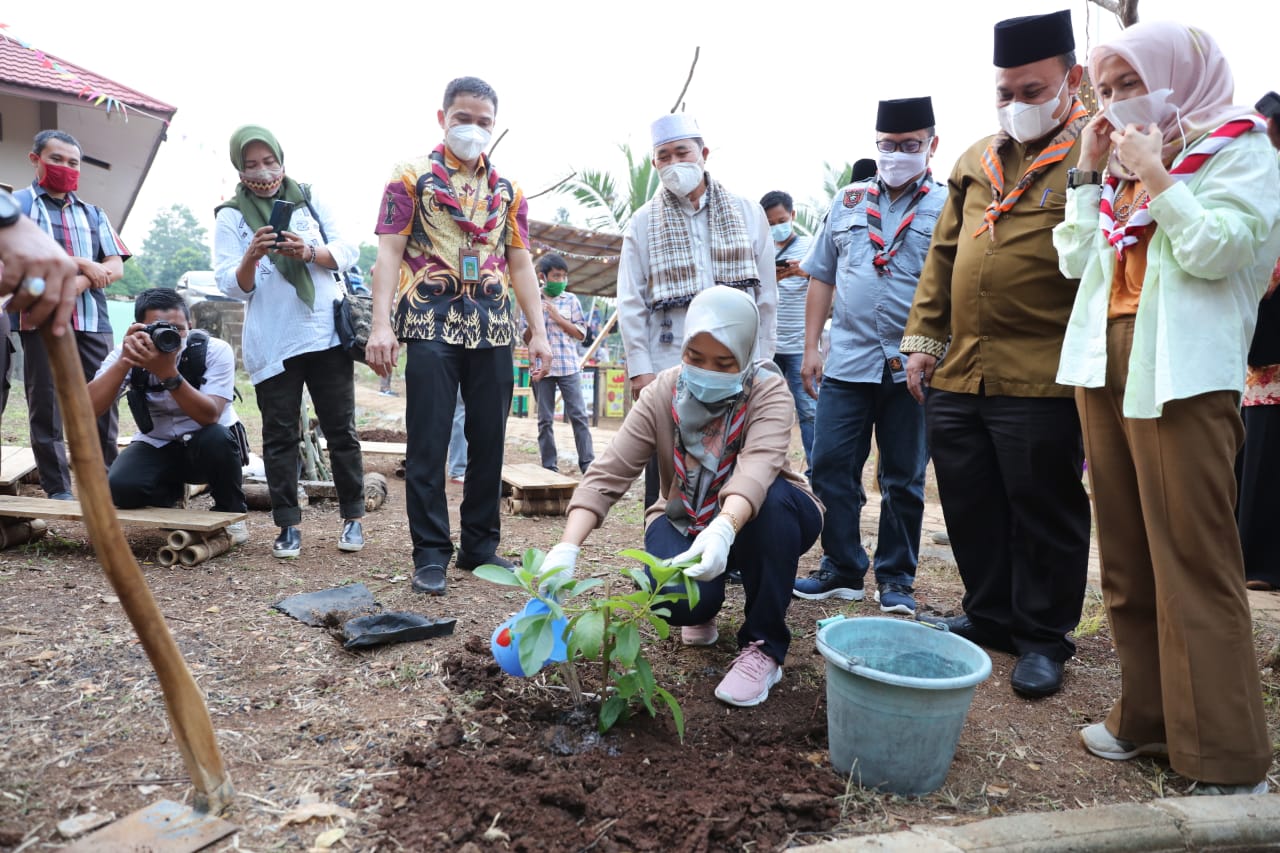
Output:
top-left (88, 289), bottom-right (247, 539)
top-left (617, 113), bottom-right (777, 505)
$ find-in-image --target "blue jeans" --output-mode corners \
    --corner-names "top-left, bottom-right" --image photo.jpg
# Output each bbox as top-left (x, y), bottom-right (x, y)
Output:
top-left (447, 391), bottom-right (466, 478)
top-left (810, 367), bottom-right (926, 588)
top-left (773, 352), bottom-right (815, 477)
top-left (643, 478), bottom-right (822, 664)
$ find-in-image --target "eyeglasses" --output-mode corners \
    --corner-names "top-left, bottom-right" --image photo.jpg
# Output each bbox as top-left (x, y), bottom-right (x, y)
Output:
top-left (875, 137), bottom-right (933, 154)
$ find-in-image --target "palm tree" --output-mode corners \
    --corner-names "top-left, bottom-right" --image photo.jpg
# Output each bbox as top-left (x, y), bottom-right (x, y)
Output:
top-left (559, 143), bottom-right (658, 234)
top-left (794, 160), bottom-right (856, 237)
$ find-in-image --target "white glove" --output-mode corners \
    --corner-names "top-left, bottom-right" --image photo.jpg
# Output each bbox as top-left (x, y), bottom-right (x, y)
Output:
top-left (671, 515), bottom-right (736, 581)
top-left (542, 542), bottom-right (580, 578)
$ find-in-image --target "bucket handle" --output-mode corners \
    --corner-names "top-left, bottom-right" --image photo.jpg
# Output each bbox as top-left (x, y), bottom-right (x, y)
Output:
top-left (815, 631), bottom-right (866, 670)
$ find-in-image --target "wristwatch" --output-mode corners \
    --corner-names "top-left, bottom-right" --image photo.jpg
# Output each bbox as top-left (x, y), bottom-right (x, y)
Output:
top-left (1066, 168), bottom-right (1102, 189)
top-left (158, 375), bottom-right (183, 392)
top-left (0, 190), bottom-right (21, 228)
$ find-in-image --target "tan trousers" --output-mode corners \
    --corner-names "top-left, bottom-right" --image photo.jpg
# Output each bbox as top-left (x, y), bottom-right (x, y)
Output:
top-left (1077, 318), bottom-right (1270, 785)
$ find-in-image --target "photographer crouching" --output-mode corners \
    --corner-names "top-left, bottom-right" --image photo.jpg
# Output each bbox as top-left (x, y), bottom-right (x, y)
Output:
top-left (87, 288), bottom-right (248, 544)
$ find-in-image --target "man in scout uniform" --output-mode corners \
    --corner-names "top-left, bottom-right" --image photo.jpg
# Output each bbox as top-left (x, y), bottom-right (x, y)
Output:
top-left (902, 11), bottom-right (1092, 699)
top-left (367, 76), bottom-right (552, 597)
top-left (617, 113), bottom-right (777, 508)
top-left (791, 97), bottom-right (945, 619)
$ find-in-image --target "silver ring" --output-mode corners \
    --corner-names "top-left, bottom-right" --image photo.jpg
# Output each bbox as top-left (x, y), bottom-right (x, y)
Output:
top-left (21, 277), bottom-right (45, 298)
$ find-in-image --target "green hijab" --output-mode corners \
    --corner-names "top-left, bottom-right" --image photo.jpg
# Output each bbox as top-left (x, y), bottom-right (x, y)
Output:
top-left (216, 125), bottom-right (316, 308)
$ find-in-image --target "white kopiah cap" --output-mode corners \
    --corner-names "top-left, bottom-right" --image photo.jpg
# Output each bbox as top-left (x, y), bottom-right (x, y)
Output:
top-left (650, 113), bottom-right (702, 147)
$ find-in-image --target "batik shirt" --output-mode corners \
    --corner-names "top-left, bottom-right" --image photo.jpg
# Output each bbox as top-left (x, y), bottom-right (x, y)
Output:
top-left (375, 149), bottom-right (529, 348)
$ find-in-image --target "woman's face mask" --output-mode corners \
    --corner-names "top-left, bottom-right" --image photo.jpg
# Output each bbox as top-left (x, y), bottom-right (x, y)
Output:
top-left (240, 166), bottom-right (284, 198)
top-left (680, 363), bottom-right (744, 403)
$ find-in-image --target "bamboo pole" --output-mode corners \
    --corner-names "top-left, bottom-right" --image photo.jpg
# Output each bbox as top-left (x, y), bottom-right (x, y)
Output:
top-left (578, 309), bottom-right (618, 370)
top-left (41, 327), bottom-right (232, 815)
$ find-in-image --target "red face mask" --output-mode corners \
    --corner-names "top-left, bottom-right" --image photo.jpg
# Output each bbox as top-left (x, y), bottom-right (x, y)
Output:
top-left (39, 162), bottom-right (80, 194)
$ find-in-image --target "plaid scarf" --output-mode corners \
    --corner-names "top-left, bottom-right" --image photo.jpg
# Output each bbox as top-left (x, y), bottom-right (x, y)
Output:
top-left (1099, 116), bottom-right (1266, 257)
top-left (428, 144), bottom-right (503, 244)
top-left (973, 99), bottom-right (1090, 240)
top-left (647, 173), bottom-right (758, 310)
top-left (867, 173), bottom-right (932, 274)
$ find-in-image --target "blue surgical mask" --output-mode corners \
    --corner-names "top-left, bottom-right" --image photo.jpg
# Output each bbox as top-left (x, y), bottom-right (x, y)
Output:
top-left (681, 363), bottom-right (744, 403)
top-left (770, 221), bottom-right (793, 242)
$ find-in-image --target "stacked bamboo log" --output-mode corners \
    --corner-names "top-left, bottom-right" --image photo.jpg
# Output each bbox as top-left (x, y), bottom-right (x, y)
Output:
top-left (157, 529), bottom-right (232, 567)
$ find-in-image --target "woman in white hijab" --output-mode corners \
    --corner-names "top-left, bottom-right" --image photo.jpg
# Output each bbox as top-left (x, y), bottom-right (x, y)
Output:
top-left (1053, 21), bottom-right (1280, 794)
top-left (544, 286), bottom-right (822, 707)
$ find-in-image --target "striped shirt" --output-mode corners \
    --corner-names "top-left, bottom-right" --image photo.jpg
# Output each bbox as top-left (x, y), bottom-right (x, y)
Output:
top-left (774, 234), bottom-right (812, 354)
top-left (521, 292), bottom-right (585, 377)
top-left (16, 183), bottom-right (130, 333)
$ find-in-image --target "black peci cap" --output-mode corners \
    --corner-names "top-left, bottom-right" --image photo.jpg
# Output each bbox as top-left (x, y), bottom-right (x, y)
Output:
top-left (876, 97), bottom-right (935, 133)
top-left (993, 9), bottom-right (1074, 68)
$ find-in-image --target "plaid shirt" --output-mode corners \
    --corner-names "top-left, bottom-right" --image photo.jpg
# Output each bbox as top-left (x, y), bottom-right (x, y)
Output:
top-left (522, 292), bottom-right (585, 377)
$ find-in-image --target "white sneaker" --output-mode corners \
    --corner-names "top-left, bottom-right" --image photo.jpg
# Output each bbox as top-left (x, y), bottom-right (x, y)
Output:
top-left (1080, 722), bottom-right (1168, 760)
top-left (226, 521), bottom-right (248, 546)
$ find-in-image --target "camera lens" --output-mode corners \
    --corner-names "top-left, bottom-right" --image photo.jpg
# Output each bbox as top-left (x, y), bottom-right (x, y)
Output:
top-left (150, 325), bottom-right (182, 353)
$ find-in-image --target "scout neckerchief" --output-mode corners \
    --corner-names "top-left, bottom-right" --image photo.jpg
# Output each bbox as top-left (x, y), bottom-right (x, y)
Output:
top-left (670, 370), bottom-right (755, 534)
top-left (647, 173), bottom-right (758, 311)
top-left (1099, 116), bottom-right (1266, 257)
top-left (866, 172), bottom-right (932, 274)
top-left (428, 144), bottom-right (503, 244)
top-left (973, 98), bottom-right (1090, 240)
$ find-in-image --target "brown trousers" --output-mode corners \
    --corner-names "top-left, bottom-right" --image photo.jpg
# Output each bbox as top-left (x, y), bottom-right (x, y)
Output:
top-left (1077, 317), bottom-right (1269, 784)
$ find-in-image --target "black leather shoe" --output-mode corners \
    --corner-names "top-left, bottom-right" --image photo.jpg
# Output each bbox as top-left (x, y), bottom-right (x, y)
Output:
top-left (272, 526), bottom-right (302, 558)
top-left (455, 553), bottom-right (515, 572)
top-left (918, 614), bottom-right (1017, 655)
top-left (338, 520), bottom-right (364, 552)
top-left (412, 564), bottom-right (447, 595)
top-left (1011, 652), bottom-right (1064, 698)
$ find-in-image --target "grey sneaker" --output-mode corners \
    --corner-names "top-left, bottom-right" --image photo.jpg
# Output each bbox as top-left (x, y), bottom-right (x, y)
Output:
top-left (1080, 723), bottom-right (1168, 760)
top-left (226, 521), bottom-right (248, 546)
top-left (1191, 781), bottom-right (1268, 796)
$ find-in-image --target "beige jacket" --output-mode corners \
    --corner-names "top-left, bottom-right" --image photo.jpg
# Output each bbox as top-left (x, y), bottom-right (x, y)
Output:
top-left (568, 367), bottom-right (823, 529)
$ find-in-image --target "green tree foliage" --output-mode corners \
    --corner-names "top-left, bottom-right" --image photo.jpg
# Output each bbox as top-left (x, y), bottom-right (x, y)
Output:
top-left (138, 204), bottom-right (210, 287)
top-left (357, 243), bottom-right (377, 274)
top-left (107, 258), bottom-right (153, 297)
top-left (793, 161), bottom-right (856, 238)
top-left (559, 143), bottom-right (658, 234)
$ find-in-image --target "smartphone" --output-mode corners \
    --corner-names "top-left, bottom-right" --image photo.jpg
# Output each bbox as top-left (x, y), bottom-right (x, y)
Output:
top-left (1256, 91), bottom-right (1280, 120)
top-left (268, 200), bottom-right (295, 243)
top-left (775, 259), bottom-right (788, 269)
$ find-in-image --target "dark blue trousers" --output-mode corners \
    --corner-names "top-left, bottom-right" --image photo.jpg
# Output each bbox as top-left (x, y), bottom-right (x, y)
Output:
top-left (644, 478), bottom-right (822, 664)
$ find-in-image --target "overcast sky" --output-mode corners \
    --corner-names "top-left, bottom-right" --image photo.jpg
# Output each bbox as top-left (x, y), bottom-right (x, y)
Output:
top-left (8, 0), bottom-right (1276, 251)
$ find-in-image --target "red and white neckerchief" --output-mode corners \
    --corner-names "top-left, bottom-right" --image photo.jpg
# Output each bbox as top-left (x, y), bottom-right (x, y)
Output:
top-left (671, 379), bottom-right (752, 535)
top-left (428, 144), bottom-right (503, 244)
top-left (1099, 116), bottom-right (1266, 257)
top-left (866, 173), bottom-right (932, 274)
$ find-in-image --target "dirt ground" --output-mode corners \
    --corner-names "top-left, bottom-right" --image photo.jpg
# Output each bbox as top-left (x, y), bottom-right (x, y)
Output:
top-left (0, 406), bottom-right (1278, 852)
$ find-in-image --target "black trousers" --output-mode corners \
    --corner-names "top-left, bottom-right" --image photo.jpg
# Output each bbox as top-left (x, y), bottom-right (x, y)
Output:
top-left (254, 346), bottom-right (365, 527)
top-left (925, 389), bottom-right (1092, 662)
top-left (1237, 404), bottom-right (1280, 587)
top-left (0, 313), bottom-right (12, 417)
top-left (404, 340), bottom-right (513, 569)
top-left (109, 424), bottom-right (247, 512)
top-left (19, 328), bottom-right (117, 496)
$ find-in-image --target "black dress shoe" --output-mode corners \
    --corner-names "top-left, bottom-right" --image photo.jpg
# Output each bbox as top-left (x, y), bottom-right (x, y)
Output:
top-left (456, 553), bottom-right (515, 572)
top-left (1011, 652), bottom-right (1064, 698)
top-left (411, 564), bottom-right (447, 595)
top-left (917, 614), bottom-right (1017, 655)
top-left (272, 526), bottom-right (302, 558)
top-left (338, 520), bottom-right (364, 552)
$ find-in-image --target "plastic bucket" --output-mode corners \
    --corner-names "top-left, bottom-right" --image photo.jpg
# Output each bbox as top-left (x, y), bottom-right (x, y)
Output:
top-left (816, 617), bottom-right (992, 795)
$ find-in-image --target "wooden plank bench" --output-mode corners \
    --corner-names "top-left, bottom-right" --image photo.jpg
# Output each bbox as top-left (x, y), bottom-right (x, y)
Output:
top-left (0, 496), bottom-right (246, 567)
top-left (0, 447), bottom-right (37, 495)
top-left (501, 463), bottom-right (578, 516)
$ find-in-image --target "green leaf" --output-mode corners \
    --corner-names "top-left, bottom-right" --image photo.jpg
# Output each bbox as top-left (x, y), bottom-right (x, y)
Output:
top-left (683, 573), bottom-right (701, 610)
top-left (615, 623), bottom-right (640, 667)
top-left (561, 578), bottom-right (604, 598)
top-left (518, 616), bottom-right (555, 677)
top-left (523, 548), bottom-right (546, 574)
top-left (569, 610), bottom-right (604, 660)
top-left (646, 614), bottom-right (671, 640)
top-left (599, 696), bottom-right (628, 733)
top-left (472, 565), bottom-right (524, 587)
top-left (636, 658), bottom-right (657, 715)
top-left (623, 567), bottom-right (652, 593)
top-left (655, 686), bottom-right (686, 743)
top-left (619, 548), bottom-right (662, 570)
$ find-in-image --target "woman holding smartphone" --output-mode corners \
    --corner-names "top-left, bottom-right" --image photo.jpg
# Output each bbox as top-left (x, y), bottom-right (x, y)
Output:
top-left (213, 125), bottom-right (366, 560)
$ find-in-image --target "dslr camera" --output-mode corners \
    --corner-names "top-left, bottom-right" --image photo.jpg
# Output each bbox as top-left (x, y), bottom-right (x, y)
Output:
top-left (143, 321), bottom-right (182, 353)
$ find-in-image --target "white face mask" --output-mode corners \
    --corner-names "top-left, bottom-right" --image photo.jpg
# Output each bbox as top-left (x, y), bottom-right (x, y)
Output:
top-left (660, 162), bottom-right (705, 197)
top-left (997, 76), bottom-right (1068, 143)
top-left (1105, 88), bottom-right (1174, 130)
top-left (877, 151), bottom-right (929, 189)
top-left (446, 124), bottom-right (491, 161)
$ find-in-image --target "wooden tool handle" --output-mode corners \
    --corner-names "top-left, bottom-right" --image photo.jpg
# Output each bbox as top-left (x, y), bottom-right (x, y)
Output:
top-left (40, 327), bottom-right (232, 815)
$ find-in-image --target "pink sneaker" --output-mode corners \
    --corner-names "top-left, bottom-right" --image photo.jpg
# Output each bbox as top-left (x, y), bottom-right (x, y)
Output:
top-left (714, 641), bottom-right (782, 707)
top-left (681, 621), bottom-right (719, 646)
